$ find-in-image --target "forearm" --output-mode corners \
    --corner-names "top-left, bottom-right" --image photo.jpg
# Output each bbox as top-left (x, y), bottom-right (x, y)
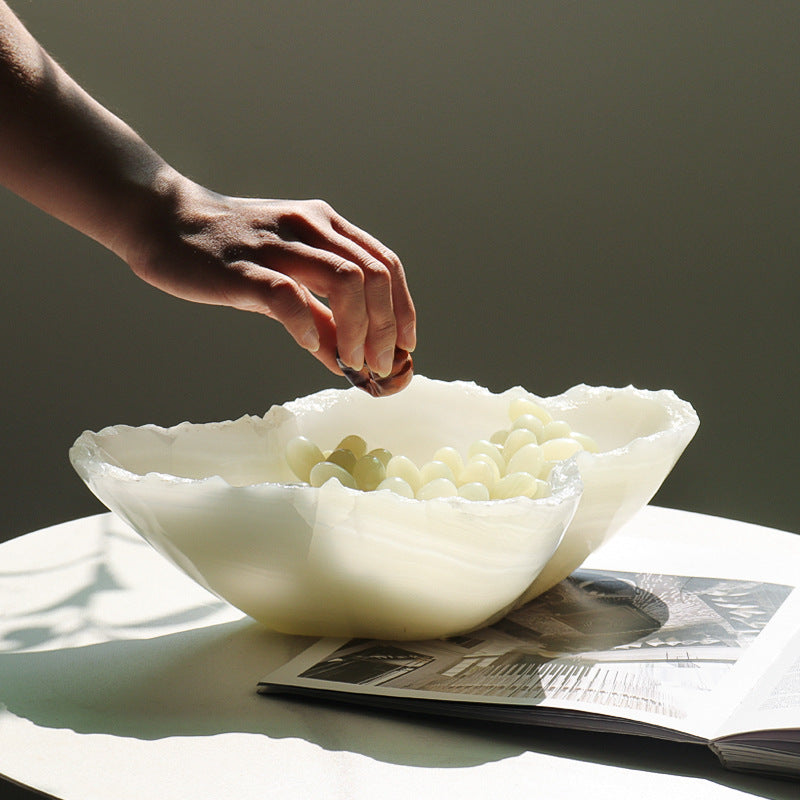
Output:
top-left (0, 2), bottom-right (173, 258)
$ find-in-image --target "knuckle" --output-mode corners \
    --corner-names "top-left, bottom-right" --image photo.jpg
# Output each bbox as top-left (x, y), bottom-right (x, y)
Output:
top-left (308, 198), bottom-right (333, 216)
top-left (332, 259), bottom-right (364, 288)
top-left (268, 276), bottom-right (306, 316)
top-left (363, 261), bottom-right (392, 285)
top-left (275, 210), bottom-right (309, 239)
top-left (380, 246), bottom-right (403, 271)
top-left (281, 199), bottom-right (336, 238)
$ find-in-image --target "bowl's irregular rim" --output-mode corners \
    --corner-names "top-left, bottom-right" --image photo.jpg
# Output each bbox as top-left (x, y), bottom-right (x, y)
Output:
top-left (69, 376), bottom-right (698, 507)
top-left (69, 431), bottom-right (584, 515)
top-left (546, 381), bottom-right (699, 455)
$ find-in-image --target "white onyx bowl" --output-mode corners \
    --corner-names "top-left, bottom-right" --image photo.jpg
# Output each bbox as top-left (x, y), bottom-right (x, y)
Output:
top-left (69, 377), bottom-right (584, 641)
top-left (70, 376), bottom-right (698, 639)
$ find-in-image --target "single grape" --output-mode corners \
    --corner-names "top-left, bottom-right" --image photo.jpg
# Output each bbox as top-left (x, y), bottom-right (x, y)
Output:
top-left (459, 455), bottom-right (500, 488)
top-left (509, 397), bottom-right (553, 425)
top-left (336, 434), bottom-right (368, 459)
top-left (309, 460), bottom-right (358, 489)
top-left (285, 435), bottom-right (324, 482)
top-left (506, 442), bottom-right (544, 477)
top-left (433, 446), bottom-right (463, 477)
top-left (420, 460), bottom-right (456, 485)
top-left (376, 476), bottom-right (415, 498)
top-left (458, 481), bottom-right (491, 501)
top-left (386, 455), bottom-right (422, 492)
top-left (326, 448), bottom-right (357, 473)
top-left (491, 471), bottom-right (538, 500)
top-left (353, 454), bottom-right (387, 491)
top-left (510, 414), bottom-right (545, 439)
top-left (367, 447), bottom-right (393, 467)
top-left (416, 478), bottom-right (458, 500)
top-left (467, 440), bottom-right (505, 473)
top-left (489, 429), bottom-right (510, 446)
top-left (503, 427), bottom-right (539, 460)
top-left (541, 437), bottom-right (582, 461)
top-left (541, 420), bottom-right (572, 441)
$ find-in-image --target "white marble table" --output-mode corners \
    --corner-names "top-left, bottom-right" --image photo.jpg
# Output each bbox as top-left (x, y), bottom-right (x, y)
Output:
top-left (1, 507), bottom-right (797, 799)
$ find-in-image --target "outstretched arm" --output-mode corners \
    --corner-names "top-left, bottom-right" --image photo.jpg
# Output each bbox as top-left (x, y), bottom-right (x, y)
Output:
top-left (0, 2), bottom-right (415, 377)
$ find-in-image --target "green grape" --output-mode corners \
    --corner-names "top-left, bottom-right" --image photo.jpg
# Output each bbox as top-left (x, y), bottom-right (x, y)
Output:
top-left (491, 471), bottom-right (538, 500)
top-left (367, 448), bottom-right (393, 467)
top-left (386, 455), bottom-right (422, 492)
top-left (489, 429), bottom-right (510, 446)
top-left (376, 476), bottom-right (415, 498)
top-left (326, 448), bottom-right (357, 473)
top-left (419, 460), bottom-right (456, 485)
top-left (433, 446), bottom-right (463, 476)
top-left (467, 440), bottom-right (504, 473)
top-left (510, 414), bottom-right (545, 439)
top-left (509, 397), bottom-right (553, 425)
top-left (541, 420), bottom-right (572, 441)
top-left (503, 427), bottom-right (539, 460)
top-left (285, 435), bottom-right (324, 482)
top-left (541, 437), bottom-right (582, 461)
top-left (353, 454), bottom-right (386, 491)
top-left (416, 478), bottom-right (458, 500)
top-left (458, 481), bottom-right (490, 501)
top-left (459, 455), bottom-right (500, 488)
top-left (336, 434), bottom-right (367, 459)
top-left (309, 460), bottom-right (358, 489)
top-left (506, 442), bottom-right (544, 477)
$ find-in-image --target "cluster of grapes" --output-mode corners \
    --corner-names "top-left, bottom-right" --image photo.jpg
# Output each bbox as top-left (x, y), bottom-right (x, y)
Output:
top-left (285, 397), bottom-right (598, 501)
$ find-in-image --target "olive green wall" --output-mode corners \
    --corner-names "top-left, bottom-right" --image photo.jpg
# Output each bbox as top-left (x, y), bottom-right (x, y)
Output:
top-left (2, 0), bottom-right (798, 541)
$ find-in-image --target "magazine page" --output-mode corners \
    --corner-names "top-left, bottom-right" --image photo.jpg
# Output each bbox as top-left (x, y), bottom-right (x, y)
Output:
top-left (262, 566), bottom-right (796, 740)
top-left (262, 509), bottom-right (800, 741)
top-left (713, 621), bottom-right (800, 740)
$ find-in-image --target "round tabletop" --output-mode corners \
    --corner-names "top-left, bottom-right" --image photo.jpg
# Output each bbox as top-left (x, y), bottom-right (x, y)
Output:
top-left (1, 507), bottom-right (797, 799)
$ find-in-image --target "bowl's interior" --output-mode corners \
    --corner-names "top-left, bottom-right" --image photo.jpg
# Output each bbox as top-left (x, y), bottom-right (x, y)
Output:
top-left (92, 379), bottom-right (541, 488)
top-left (285, 379), bottom-right (516, 466)
top-left (547, 393), bottom-right (676, 453)
top-left (92, 420), bottom-right (291, 487)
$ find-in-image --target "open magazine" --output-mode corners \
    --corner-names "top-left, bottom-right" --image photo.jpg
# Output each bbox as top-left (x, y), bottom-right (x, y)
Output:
top-left (259, 516), bottom-right (800, 781)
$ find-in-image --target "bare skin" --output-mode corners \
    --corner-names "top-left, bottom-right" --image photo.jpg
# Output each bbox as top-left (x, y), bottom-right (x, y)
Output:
top-left (0, 2), bottom-right (415, 377)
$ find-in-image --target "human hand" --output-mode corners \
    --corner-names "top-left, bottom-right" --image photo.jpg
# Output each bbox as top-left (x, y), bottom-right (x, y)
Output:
top-left (0, 3), bottom-right (414, 380)
top-left (120, 173), bottom-right (416, 377)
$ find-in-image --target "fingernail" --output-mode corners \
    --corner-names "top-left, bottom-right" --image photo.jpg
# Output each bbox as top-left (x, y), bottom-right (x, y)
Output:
top-left (376, 347), bottom-right (394, 378)
top-left (348, 344), bottom-right (365, 369)
top-left (301, 327), bottom-right (320, 353)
